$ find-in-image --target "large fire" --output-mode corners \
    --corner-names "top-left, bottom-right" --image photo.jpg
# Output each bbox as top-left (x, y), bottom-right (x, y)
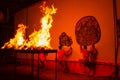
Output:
top-left (1, 24), bottom-right (26, 49)
top-left (1, 2), bottom-right (57, 50)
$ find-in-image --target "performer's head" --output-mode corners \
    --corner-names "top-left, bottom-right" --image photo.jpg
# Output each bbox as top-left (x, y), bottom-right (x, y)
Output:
top-left (83, 45), bottom-right (87, 49)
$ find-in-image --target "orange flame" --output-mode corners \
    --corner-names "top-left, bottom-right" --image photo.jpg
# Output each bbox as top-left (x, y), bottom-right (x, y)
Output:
top-left (1, 2), bottom-right (57, 50)
top-left (1, 24), bottom-right (26, 49)
top-left (25, 3), bottom-right (57, 49)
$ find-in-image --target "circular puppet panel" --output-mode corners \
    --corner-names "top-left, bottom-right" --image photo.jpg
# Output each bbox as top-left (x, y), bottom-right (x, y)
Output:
top-left (75, 16), bottom-right (101, 46)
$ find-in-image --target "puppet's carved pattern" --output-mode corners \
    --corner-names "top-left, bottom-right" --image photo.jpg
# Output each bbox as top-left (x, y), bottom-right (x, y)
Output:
top-left (59, 32), bottom-right (73, 46)
top-left (75, 16), bottom-right (101, 46)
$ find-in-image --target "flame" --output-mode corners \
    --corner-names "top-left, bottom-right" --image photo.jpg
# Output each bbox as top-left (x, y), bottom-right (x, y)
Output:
top-left (25, 2), bottom-right (57, 49)
top-left (1, 2), bottom-right (57, 50)
top-left (1, 24), bottom-right (26, 49)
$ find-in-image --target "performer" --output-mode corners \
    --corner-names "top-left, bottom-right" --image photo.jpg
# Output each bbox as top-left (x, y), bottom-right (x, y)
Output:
top-left (80, 45), bottom-right (90, 74)
top-left (39, 53), bottom-right (48, 69)
top-left (88, 44), bottom-right (98, 76)
top-left (57, 45), bottom-right (72, 72)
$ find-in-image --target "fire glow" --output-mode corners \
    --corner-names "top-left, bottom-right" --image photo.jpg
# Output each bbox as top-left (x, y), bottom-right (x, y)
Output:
top-left (1, 2), bottom-right (57, 50)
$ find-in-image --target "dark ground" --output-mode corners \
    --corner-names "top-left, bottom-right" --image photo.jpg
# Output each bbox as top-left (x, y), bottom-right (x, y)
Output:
top-left (0, 63), bottom-right (119, 80)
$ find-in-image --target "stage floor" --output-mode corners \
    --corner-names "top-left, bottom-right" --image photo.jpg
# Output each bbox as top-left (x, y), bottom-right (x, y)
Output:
top-left (0, 64), bottom-right (118, 80)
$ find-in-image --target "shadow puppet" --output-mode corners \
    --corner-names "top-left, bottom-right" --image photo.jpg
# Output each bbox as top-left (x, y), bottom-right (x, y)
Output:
top-left (57, 32), bottom-right (73, 72)
top-left (75, 16), bottom-right (101, 76)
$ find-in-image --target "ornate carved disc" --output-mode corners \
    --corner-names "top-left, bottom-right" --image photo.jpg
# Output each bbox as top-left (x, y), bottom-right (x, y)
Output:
top-left (75, 16), bottom-right (101, 46)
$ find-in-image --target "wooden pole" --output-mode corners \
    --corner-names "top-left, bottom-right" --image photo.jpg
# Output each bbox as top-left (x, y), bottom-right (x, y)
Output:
top-left (113, 0), bottom-right (118, 80)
